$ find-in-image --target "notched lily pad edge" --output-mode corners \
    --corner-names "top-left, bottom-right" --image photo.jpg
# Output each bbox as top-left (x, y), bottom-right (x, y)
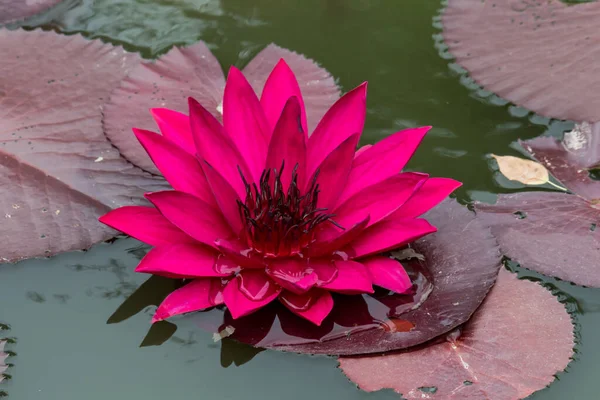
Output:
top-left (0, 322), bottom-right (15, 391)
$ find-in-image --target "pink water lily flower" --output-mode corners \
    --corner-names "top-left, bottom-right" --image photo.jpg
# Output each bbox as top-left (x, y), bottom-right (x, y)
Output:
top-left (100, 59), bottom-right (461, 326)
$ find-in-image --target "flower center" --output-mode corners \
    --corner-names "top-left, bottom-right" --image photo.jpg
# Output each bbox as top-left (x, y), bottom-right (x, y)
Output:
top-left (237, 163), bottom-right (342, 257)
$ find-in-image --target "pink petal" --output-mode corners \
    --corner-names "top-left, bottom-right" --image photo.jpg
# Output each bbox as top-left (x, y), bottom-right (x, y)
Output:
top-left (354, 144), bottom-right (372, 157)
top-left (279, 290), bottom-right (334, 326)
top-left (344, 218), bottom-right (437, 259)
top-left (188, 98), bottom-right (251, 198)
top-left (236, 269), bottom-right (279, 301)
top-left (223, 272), bottom-right (281, 319)
top-left (223, 67), bottom-right (269, 183)
top-left (337, 127), bottom-right (431, 205)
top-left (260, 59), bottom-right (308, 135)
top-left (133, 128), bottom-right (216, 206)
top-left (320, 260), bottom-right (373, 294)
top-left (393, 178), bottom-right (462, 218)
top-left (265, 96), bottom-right (307, 192)
top-left (150, 108), bottom-right (194, 154)
top-left (215, 239), bottom-right (267, 269)
top-left (99, 206), bottom-right (195, 246)
top-left (312, 133), bottom-right (360, 211)
top-left (306, 83), bottom-right (367, 179)
top-left (361, 256), bottom-right (412, 294)
top-left (308, 216), bottom-right (370, 258)
top-left (266, 259), bottom-right (321, 295)
top-left (200, 161), bottom-right (243, 235)
top-left (145, 191), bottom-right (233, 248)
top-left (152, 278), bottom-right (224, 323)
top-left (309, 259), bottom-right (338, 285)
top-left (333, 172), bottom-right (428, 228)
top-left (136, 243), bottom-right (230, 279)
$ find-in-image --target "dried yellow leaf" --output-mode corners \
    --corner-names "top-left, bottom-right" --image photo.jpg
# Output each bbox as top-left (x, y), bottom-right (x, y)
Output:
top-left (491, 154), bottom-right (549, 186)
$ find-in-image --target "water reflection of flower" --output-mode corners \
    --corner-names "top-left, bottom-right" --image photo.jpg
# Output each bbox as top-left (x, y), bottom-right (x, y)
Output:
top-left (100, 60), bottom-right (460, 326)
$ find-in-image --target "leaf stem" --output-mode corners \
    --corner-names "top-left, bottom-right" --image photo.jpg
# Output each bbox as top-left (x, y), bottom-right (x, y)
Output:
top-left (547, 180), bottom-right (567, 191)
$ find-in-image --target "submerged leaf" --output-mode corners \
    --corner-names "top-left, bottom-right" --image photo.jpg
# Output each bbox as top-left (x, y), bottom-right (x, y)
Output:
top-left (0, 29), bottom-right (165, 262)
top-left (491, 154), bottom-right (549, 186)
top-left (0, 0), bottom-right (63, 24)
top-left (442, 0), bottom-right (600, 122)
top-left (339, 269), bottom-right (575, 400)
top-left (103, 43), bottom-right (340, 174)
top-left (191, 200), bottom-right (501, 355)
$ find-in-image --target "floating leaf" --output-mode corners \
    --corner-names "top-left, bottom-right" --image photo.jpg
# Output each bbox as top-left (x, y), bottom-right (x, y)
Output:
top-left (476, 192), bottom-right (600, 287)
top-left (477, 125), bottom-right (600, 286)
top-left (0, 29), bottom-right (165, 262)
top-left (339, 269), bottom-right (575, 400)
top-left (103, 43), bottom-right (340, 174)
top-left (188, 200), bottom-right (501, 355)
top-left (442, 0), bottom-right (600, 122)
top-left (0, 0), bottom-right (63, 24)
top-left (491, 154), bottom-right (550, 186)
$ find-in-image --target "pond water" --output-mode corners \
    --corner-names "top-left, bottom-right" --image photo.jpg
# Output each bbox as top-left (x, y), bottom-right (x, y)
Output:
top-left (2, 0), bottom-right (599, 399)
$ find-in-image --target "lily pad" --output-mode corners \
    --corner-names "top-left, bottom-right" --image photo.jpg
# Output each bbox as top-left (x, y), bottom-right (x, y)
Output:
top-left (442, 0), bottom-right (600, 122)
top-left (476, 193), bottom-right (600, 287)
top-left (522, 128), bottom-right (600, 201)
top-left (0, 29), bottom-right (165, 262)
top-left (0, 0), bottom-right (63, 24)
top-left (103, 42), bottom-right (340, 174)
top-left (339, 268), bottom-right (575, 400)
top-left (476, 126), bottom-right (600, 287)
top-left (185, 200), bottom-right (501, 355)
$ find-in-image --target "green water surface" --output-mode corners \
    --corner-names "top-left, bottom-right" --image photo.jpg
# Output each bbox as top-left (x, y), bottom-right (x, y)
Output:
top-left (2, 0), bottom-right (599, 399)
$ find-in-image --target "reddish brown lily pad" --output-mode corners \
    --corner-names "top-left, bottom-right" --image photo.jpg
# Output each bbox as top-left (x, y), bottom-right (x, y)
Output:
top-left (0, 29), bottom-right (166, 262)
top-left (443, 0), bottom-right (600, 122)
top-left (521, 126), bottom-right (600, 201)
top-left (476, 192), bottom-right (600, 287)
top-left (103, 43), bottom-right (340, 174)
top-left (476, 124), bottom-right (600, 287)
top-left (339, 269), bottom-right (575, 400)
top-left (188, 200), bottom-right (502, 355)
top-left (0, 0), bottom-right (63, 24)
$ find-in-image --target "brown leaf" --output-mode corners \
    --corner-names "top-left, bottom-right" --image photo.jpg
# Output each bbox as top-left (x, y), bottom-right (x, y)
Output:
top-left (491, 154), bottom-right (549, 186)
top-left (339, 269), bottom-right (575, 400)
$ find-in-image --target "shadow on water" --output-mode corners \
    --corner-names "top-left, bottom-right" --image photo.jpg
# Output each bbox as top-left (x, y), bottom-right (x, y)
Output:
top-left (106, 258), bottom-right (433, 356)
